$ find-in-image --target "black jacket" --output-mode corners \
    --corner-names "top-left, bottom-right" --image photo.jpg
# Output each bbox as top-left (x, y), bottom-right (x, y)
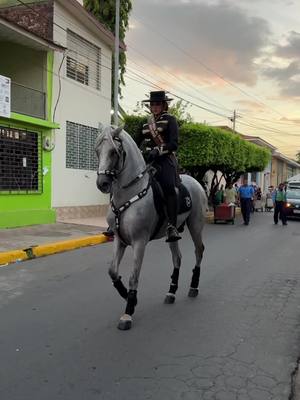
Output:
top-left (137, 112), bottom-right (179, 158)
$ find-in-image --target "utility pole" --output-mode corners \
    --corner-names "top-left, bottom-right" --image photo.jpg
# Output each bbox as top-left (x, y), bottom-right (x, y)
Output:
top-left (232, 109), bottom-right (237, 133)
top-left (113, 0), bottom-right (120, 126)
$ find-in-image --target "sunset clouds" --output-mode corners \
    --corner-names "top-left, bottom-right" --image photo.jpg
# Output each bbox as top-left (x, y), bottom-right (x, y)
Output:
top-left (127, 0), bottom-right (270, 86)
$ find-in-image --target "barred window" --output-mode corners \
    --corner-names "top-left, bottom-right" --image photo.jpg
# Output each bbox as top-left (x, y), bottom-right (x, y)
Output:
top-left (66, 57), bottom-right (89, 86)
top-left (0, 126), bottom-right (42, 194)
top-left (66, 30), bottom-right (101, 90)
top-left (66, 121), bottom-right (99, 171)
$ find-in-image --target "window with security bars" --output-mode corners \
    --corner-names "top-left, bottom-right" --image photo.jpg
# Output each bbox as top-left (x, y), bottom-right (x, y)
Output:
top-left (0, 126), bottom-right (42, 193)
top-left (66, 121), bottom-right (99, 171)
top-left (66, 30), bottom-right (101, 90)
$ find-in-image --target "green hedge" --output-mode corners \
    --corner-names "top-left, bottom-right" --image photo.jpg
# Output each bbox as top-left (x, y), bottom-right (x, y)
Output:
top-left (178, 123), bottom-right (270, 173)
top-left (123, 116), bottom-right (270, 174)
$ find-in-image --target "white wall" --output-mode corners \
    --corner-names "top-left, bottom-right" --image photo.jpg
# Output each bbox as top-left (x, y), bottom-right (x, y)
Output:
top-left (51, 2), bottom-right (112, 207)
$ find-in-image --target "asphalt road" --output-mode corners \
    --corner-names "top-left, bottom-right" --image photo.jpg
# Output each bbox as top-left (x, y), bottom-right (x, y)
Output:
top-left (1, 213), bottom-right (300, 400)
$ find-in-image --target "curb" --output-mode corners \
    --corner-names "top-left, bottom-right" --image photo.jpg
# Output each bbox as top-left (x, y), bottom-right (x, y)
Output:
top-left (0, 234), bottom-right (110, 267)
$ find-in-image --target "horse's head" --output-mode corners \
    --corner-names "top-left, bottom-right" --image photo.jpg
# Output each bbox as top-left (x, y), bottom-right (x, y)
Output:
top-left (95, 126), bottom-right (124, 193)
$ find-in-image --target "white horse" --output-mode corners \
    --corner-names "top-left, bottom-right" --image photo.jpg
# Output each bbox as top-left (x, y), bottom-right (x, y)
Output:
top-left (95, 126), bottom-right (207, 330)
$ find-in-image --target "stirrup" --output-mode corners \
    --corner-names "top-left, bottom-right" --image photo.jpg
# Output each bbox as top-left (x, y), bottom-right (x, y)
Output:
top-left (103, 228), bottom-right (115, 238)
top-left (166, 225), bottom-right (181, 243)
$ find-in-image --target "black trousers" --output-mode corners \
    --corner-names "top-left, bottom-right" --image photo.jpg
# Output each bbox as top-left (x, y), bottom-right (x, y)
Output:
top-left (154, 156), bottom-right (178, 227)
top-left (274, 201), bottom-right (287, 224)
top-left (240, 198), bottom-right (252, 224)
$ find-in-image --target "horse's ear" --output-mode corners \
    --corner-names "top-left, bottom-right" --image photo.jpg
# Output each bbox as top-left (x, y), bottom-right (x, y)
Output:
top-left (98, 122), bottom-right (104, 133)
top-left (113, 126), bottom-right (123, 138)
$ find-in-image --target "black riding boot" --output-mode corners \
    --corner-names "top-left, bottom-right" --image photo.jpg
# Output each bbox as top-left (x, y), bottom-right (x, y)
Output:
top-left (103, 226), bottom-right (114, 238)
top-left (165, 194), bottom-right (181, 242)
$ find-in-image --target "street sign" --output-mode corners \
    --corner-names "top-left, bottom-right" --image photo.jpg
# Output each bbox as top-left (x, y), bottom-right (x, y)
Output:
top-left (0, 74), bottom-right (11, 118)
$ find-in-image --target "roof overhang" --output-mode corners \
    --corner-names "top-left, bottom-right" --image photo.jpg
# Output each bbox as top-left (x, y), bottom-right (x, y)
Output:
top-left (0, 16), bottom-right (65, 52)
top-left (273, 151), bottom-right (300, 168)
top-left (55, 0), bottom-right (126, 51)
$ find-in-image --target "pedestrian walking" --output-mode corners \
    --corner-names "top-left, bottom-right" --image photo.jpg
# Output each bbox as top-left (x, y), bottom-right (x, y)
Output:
top-left (272, 183), bottom-right (288, 225)
top-left (238, 179), bottom-right (255, 225)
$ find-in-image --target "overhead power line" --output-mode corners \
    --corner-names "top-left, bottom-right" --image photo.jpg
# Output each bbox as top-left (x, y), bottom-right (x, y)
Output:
top-left (126, 42), bottom-right (232, 114)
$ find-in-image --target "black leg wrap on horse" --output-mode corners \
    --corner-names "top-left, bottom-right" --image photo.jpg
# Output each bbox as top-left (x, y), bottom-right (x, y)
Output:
top-left (169, 268), bottom-right (179, 294)
top-left (191, 266), bottom-right (201, 288)
top-left (113, 277), bottom-right (128, 299)
top-left (125, 290), bottom-right (138, 316)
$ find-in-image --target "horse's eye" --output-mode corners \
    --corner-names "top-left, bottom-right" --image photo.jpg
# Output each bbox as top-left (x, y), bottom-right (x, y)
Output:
top-left (109, 149), bottom-right (117, 158)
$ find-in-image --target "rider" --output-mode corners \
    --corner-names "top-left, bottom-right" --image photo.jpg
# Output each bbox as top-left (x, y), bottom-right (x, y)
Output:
top-left (138, 90), bottom-right (181, 242)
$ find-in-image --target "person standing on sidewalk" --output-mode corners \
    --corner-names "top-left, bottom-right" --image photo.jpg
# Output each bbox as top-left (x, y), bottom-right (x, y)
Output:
top-left (224, 183), bottom-right (237, 205)
top-left (272, 183), bottom-right (287, 225)
top-left (238, 179), bottom-right (254, 225)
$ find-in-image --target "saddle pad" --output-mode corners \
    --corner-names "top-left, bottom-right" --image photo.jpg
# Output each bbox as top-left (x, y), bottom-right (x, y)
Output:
top-left (178, 183), bottom-right (193, 214)
top-left (151, 180), bottom-right (192, 216)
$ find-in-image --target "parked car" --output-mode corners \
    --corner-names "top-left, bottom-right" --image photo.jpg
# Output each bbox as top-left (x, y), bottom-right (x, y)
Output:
top-left (285, 189), bottom-right (300, 219)
top-left (287, 180), bottom-right (300, 190)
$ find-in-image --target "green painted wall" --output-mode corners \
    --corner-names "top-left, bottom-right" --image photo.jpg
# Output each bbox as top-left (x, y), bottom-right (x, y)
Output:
top-left (0, 117), bottom-right (55, 228)
top-left (0, 50), bottom-right (58, 228)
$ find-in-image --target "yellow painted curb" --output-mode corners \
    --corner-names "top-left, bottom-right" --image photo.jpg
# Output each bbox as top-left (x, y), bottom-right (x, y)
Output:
top-left (0, 234), bottom-right (109, 267)
top-left (0, 250), bottom-right (28, 266)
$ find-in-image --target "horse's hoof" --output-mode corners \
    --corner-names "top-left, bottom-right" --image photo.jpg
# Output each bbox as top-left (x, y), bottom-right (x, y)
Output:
top-left (118, 314), bottom-right (132, 330)
top-left (188, 288), bottom-right (199, 298)
top-left (164, 293), bottom-right (176, 304)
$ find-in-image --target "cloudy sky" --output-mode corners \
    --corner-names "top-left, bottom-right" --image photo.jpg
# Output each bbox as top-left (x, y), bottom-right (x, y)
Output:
top-left (120, 0), bottom-right (300, 158)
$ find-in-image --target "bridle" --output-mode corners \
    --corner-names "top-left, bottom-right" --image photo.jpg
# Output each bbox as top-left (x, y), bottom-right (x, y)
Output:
top-left (96, 134), bottom-right (153, 189)
top-left (96, 136), bottom-right (125, 179)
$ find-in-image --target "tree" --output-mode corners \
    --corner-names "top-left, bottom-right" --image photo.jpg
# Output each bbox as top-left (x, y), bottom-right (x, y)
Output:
top-left (168, 100), bottom-right (193, 125)
top-left (83, 0), bottom-right (132, 101)
top-left (178, 123), bottom-right (270, 199)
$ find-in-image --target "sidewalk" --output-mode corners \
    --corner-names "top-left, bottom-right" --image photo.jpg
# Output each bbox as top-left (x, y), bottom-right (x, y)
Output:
top-left (0, 219), bottom-right (108, 253)
top-left (0, 210), bottom-right (237, 266)
top-left (0, 217), bottom-right (109, 266)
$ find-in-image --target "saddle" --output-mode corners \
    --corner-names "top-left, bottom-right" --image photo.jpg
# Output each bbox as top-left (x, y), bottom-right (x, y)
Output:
top-left (150, 177), bottom-right (192, 240)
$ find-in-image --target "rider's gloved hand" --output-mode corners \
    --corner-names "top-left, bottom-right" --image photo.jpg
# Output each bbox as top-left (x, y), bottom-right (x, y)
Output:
top-left (147, 148), bottom-right (160, 162)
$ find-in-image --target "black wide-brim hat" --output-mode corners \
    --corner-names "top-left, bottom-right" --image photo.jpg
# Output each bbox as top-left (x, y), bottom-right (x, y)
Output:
top-left (142, 90), bottom-right (173, 103)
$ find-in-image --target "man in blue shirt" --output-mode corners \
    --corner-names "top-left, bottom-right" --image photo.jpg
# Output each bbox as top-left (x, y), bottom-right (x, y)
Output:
top-left (238, 179), bottom-right (255, 225)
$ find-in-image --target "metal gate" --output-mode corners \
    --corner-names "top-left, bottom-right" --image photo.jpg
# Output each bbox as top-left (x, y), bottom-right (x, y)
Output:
top-left (0, 126), bottom-right (42, 193)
